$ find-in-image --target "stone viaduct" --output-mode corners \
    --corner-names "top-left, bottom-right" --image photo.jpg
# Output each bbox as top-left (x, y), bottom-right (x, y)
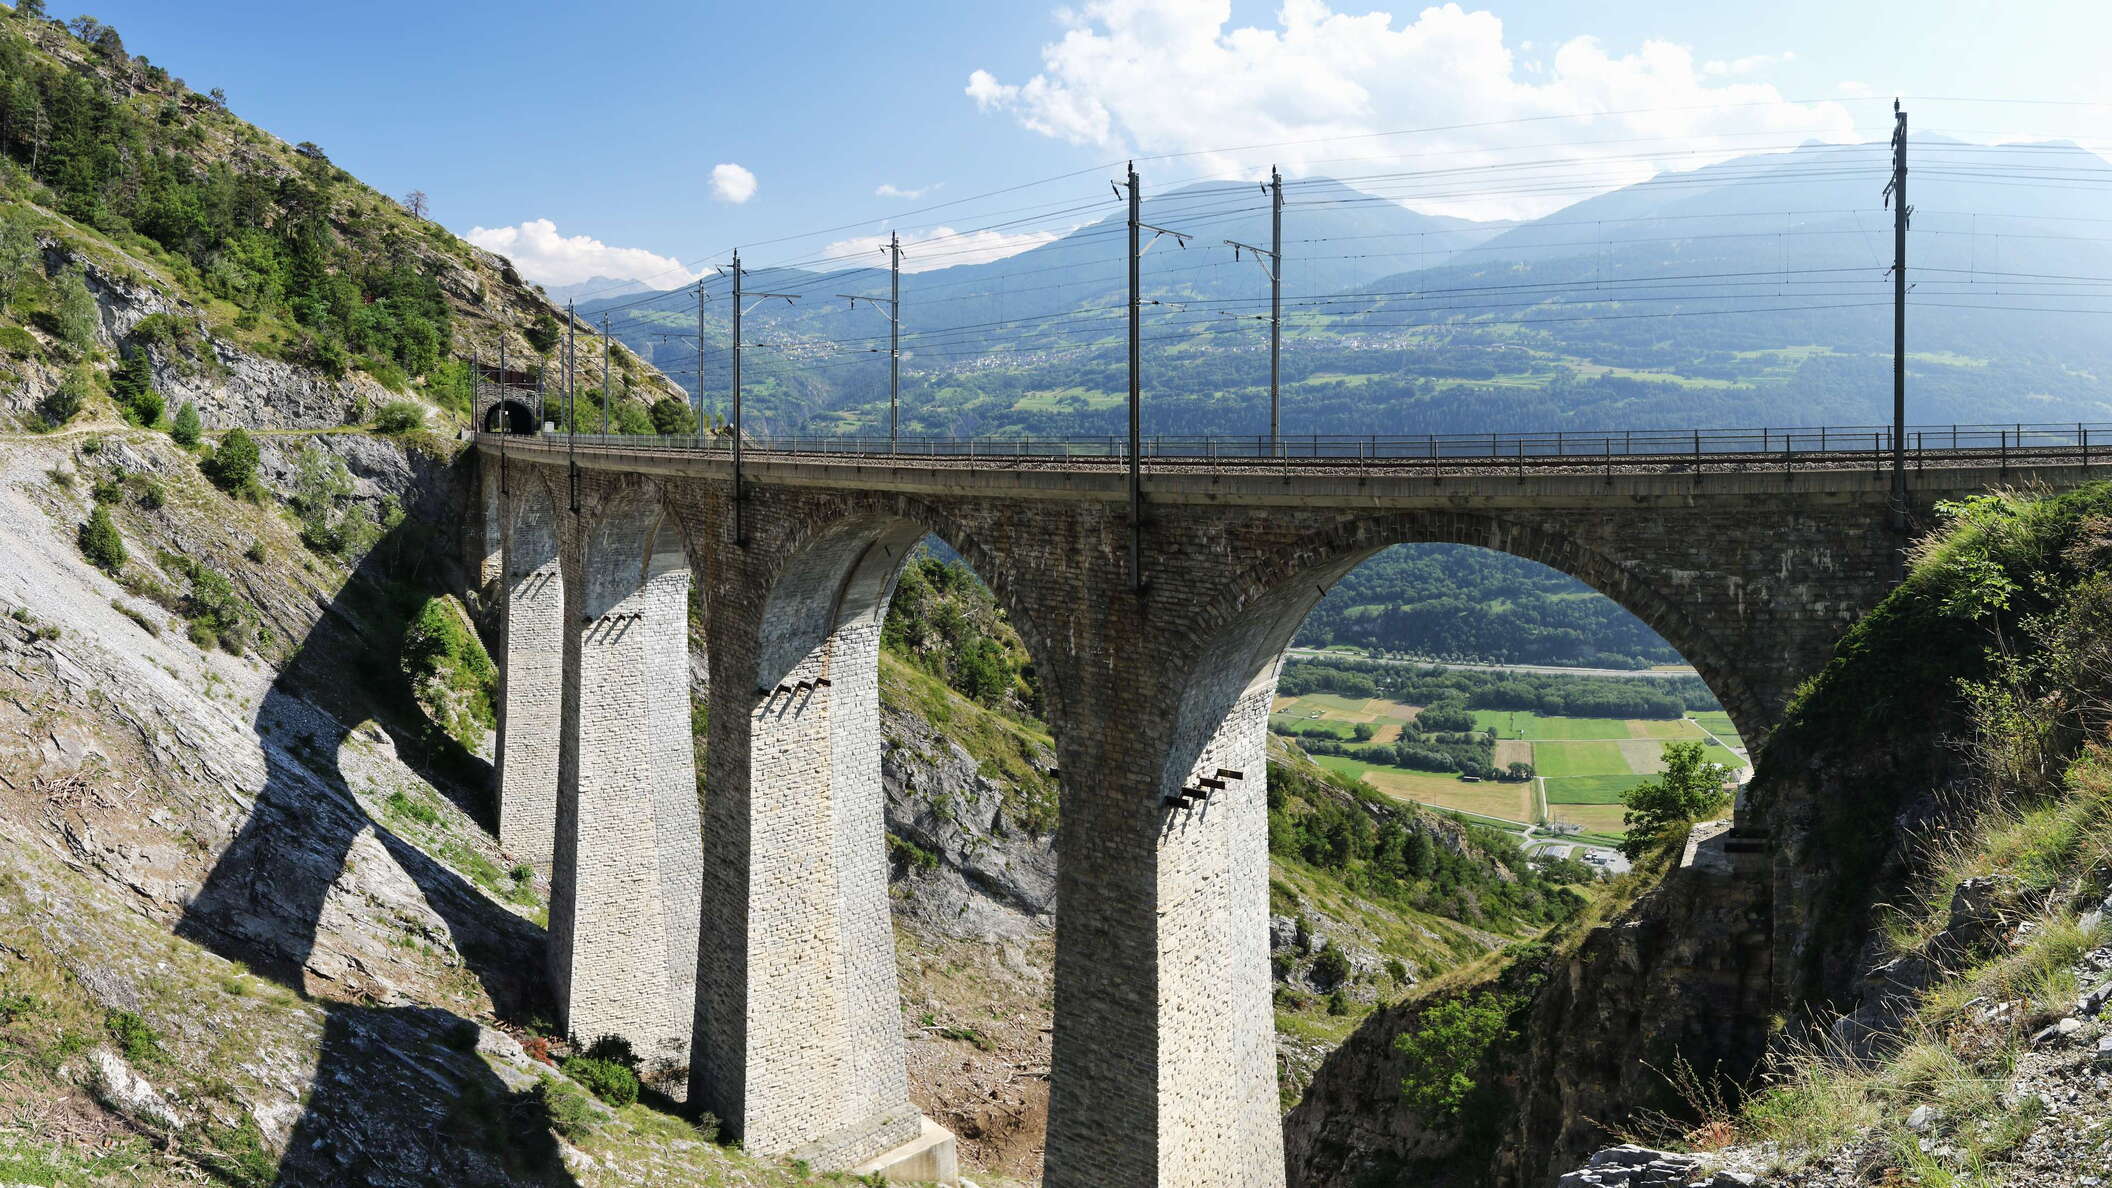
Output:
top-left (472, 431), bottom-right (2097, 1186)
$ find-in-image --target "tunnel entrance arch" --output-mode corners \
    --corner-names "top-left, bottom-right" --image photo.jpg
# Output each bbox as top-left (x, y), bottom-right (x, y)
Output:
top-left (483, 398), bottom-right (539, 434)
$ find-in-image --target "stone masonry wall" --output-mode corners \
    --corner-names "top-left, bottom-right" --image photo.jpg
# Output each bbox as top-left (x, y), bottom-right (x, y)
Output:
top-left (545, 486), bottom-right (700, 1067)
top-left (496, 474), bottom-right (563, 869)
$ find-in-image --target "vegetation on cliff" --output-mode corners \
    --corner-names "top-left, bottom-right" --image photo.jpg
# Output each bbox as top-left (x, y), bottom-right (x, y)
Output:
top-left (0, 4), bottom-right (678, 435)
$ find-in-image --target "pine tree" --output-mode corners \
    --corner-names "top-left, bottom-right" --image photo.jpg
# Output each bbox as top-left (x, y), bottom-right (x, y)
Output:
top-left (77, 504), bottom-right (124, 571)
top-left (169, 401), bottom-right (200, 446)
top-left (201, 427), bottom-right (258, 492)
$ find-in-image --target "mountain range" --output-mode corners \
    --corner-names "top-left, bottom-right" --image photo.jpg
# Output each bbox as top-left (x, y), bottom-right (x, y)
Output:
top-left (583, 137), bottom-right (2112, 439)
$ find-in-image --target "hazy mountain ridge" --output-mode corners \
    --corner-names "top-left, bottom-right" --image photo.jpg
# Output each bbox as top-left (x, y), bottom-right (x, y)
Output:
top-left (588, 138), bottom-right (2112, 439)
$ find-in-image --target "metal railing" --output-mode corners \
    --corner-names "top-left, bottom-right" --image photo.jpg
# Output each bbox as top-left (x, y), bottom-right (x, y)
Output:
top-left (484, 421), bottom-right (2112, 471)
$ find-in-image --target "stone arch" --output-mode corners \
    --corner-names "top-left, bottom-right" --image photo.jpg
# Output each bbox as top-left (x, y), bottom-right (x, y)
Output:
top-left (1185, 509), bottom-right (1771, 752)
top-left (547, 479), bottom-right (703, 1071)
top-left (495, 469), bottom-right (565, 868)
top-left (1128, 509), bottom-right (1767, 1186)
top-left (483, 397), bottom-right (538, 434)
top-left (749, 491), bottom-right (1058, 679)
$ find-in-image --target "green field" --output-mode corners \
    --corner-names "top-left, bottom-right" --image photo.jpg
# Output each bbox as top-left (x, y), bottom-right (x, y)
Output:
top-left (1530, 741), bottom-right (1630, 778)
top-left (1543, 774), bottom-right (1650, 804)
top-left (1313, 755), bottom-right (1535, 824)
top-left (1473, 710), bottom-right (1702, 741)
top-left (1269, 713), bottom-right (1360, 739)
top-left (1689, 712), bottom-right (1746, 749)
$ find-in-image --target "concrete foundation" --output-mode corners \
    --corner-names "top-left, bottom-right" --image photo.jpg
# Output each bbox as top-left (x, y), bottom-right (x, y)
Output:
top-left (852, 1115), bottom-right (961, 1184)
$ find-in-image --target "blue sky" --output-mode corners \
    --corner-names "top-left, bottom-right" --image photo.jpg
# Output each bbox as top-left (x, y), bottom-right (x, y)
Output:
top-left (64, 1), bottom-right (2112, 288)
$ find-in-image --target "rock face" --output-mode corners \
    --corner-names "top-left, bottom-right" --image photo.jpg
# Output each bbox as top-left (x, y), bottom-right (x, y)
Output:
top-left (1283, 825), bottom-right (1775, 1188)
top-left (881, 699), bottom-right (1058, 940)
top-left (0, 247), bottom-right (402, 431)
top-left (1551, 1146), bottom-right (1761, 1187)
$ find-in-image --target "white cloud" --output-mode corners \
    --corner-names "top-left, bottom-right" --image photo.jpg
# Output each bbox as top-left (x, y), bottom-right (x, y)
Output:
top-left (965, 1), bottom-right (1862, 220)
top-left (820, 225), bottom-right (1066, 273)
top-left (465, 218), bottom-right (698, 289)
top-left (876, 182), bottom-right (940, 199)
top-left (1704, 51), bottom-right (1793, 77)
top-left (710, 162), bottom-right (758, 204)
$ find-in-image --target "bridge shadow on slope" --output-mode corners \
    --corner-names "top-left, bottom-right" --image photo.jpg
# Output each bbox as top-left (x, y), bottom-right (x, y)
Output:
top-left (174, 485), bottom-right (578, 1187)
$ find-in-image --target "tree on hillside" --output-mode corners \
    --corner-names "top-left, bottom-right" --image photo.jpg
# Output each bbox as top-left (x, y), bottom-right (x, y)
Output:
top-left (0, 213), bottom-right (34, 310)
top-left (201, 427), bottom-right (258, 493)
top-left (78, 504), bottom-right (124, 571)
top-left (649, 396), bottom-right (697, 436)
top-left (40, 367), bottom-right (91, 428)
top-left (1618, 740), bottom-right (1732, 860)
top-left (401, 190), bottom-right (428, 219)
top-left (169, 401), bottom-right (200, 446)
top-left (53, 266), bottom-right (97, 350)
top-left (207, 86), bottom-right (225, 107)
top-left (14, 0), bottom-right (46, 20)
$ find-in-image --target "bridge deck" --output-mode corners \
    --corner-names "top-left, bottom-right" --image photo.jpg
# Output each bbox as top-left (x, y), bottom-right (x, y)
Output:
top-left (477, 432), bottom-right (2100, 506)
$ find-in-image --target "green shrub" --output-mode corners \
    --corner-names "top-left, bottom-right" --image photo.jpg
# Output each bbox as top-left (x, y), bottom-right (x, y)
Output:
top-left (534, 1076), bottom-right (598, 1140)
top-left (401, 597), bottom-right (498, 746)
top-left (1312, 941), bottom-right (1352, 987)
top-left (1327, 989), bottom-right (1350, 1016)
top-left (169, 401), bottom-right (201, 446)
top-left (0, 990), bottom-right (43, 1024)
top-left (648, 396), bottom-right (696, 436)
top-left (52, 266), bottom-right (97, 350)
top-left (385, 789), bottom-right (440, 827)
top-left (362, 355), bottom-right (409, 393)
top-left (525, 312), bottom-right (560, 354)
top-left (104, 1009), bottom-right (164, 1064)
top-left (558, 1054), bottom-right (638, 1107)
top-left (90, 477), bottom-right (121, 504)
top-left (243, 539), bottom-right (265, 564)
top-left (1617, 740), bottom-right (1732, 860)
top-left (111, 599), bottom-right (158, 636)
top-left (201, 428), bottom-right (258, 492)
top-left (127, 474), bottom-right (165, 509)
top-left (77, 505), bottom-right (125, 571)
top-left (40, 368), bottom-right (95, 428)
top-left (373, 399), bottom-right (423, 434)
top-left (0, 324), bottom-right (38, 359)
top-left (110, 349), bottom-right (162, 425)
top-left (160, 552), bottom-right (255, 653)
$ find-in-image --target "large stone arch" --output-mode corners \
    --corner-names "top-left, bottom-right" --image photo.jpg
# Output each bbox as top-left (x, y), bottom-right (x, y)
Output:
top-left (1188, 508), bottom-right (1772, 750)
top-left (548, 478), bottom-right (703, 1070)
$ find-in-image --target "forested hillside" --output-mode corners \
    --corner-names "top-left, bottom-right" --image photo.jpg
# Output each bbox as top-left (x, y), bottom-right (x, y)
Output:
top-left (0, 4), bottom-right (679, 433)
top-left (1293, 543), bottom-right (1683, 668)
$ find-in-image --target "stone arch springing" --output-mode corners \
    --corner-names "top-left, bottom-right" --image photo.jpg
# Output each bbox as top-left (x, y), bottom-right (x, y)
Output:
top-left (547, 480), bottom-right (702, 1072)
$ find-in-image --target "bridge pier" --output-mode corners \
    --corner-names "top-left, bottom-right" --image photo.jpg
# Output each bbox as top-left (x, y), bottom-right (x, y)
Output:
top-left (688, 510), bottom-right (931, 1167)
top-left (546, 490), bottom-right (701, 1068)
top-left (495, 476), bottom-right (564, 871)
